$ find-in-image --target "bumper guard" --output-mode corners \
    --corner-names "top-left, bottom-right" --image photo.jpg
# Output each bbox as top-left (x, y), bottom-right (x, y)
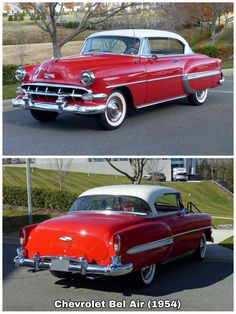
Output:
top-left (12, 92), bottom-right (107, 115)
top-left (14, 247), bottom-right (133, 276)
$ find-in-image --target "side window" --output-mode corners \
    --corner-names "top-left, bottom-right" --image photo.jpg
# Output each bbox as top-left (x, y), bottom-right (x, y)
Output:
top-left (155, 193), bottom-right (183, 212)
top-left (148, 38), bottom-right (184, 55)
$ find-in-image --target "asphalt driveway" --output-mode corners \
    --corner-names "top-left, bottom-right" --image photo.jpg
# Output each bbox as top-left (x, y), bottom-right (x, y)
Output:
top-left (3, 74), bottom-right (233, 156)
top-left (3, 240), bottom-right (233, 311)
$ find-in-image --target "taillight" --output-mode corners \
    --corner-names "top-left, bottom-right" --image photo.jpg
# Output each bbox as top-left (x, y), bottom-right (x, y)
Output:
top-left (19, 228), bottom-right (25, 246)
top-left (113, 233), bottom-right (121, 253)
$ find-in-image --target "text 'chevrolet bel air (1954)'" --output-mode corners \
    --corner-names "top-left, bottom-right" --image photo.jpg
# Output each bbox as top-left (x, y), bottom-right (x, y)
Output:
top-left (14, 185), bottom-right (214, 286)
top-left (12, 29), bottom-right (224, 130)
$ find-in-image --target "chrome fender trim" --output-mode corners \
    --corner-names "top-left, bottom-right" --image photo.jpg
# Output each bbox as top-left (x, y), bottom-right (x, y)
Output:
top-left (182, 69), bottom-right (222, 94)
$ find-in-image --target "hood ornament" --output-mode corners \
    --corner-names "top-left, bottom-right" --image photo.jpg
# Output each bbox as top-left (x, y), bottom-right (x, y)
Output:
top-left (44, 73), bottom-right (55, 79)
top-left (59, 236), bottom-right (72, 242)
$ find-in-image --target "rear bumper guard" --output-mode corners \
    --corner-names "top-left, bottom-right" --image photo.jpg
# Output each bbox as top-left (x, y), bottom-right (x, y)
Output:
top-left (14, 247), bottom-right (133, 276)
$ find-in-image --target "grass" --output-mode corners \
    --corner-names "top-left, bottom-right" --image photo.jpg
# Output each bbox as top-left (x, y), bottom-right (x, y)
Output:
top-left (3, 167), bottom-right (233, 230)
top-left (3, 84), bottom-right (18, 100)
top-left (219, 236), bottom-right (233, 250)
top-left (222, 60), bottom-right (233, 69)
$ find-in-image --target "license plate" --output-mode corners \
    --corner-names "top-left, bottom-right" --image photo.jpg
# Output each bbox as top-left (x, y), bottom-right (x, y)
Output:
top-left (50, 259), bottom-right (70, 272)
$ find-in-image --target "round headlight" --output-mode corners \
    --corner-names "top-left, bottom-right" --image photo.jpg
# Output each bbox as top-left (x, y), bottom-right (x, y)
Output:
top-left (15, 67), bottom-right (25, 82)
top-left (81, 70), bottom-right (94, 86)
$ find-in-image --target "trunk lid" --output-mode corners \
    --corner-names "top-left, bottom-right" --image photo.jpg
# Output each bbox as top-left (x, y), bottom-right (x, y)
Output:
top-left (26, 212), bottom-right (143, 262)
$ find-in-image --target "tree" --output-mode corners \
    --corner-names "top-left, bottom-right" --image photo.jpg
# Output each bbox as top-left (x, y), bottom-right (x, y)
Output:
top-left (19, 2), bottom-right (134, 58)
top-left (50, 158), bottom-right (73, 191)
top-left (14, 28), bottom-right (31, 64)
top-left (144, 159), bottom-right (164, 184)
top-left (106, 158), bottom-right (147, 184)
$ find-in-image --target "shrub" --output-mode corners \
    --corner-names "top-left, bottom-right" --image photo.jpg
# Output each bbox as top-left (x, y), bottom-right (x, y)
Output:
top-left (193, 45), bottom-right (220, 58)
top-left (63, 21), bottom-right (80, 29)
top-left (3, 186), bottom-right (78, 212)
top-left (3, 64), bottom-right (20, 86)
top-left (8, 15), bottom-right (13, 21)
top-left (193, 45), bottom-right (233, 60)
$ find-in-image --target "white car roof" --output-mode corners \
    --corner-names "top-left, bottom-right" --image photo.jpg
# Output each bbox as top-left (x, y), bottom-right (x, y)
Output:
top-left (87, 29), bottom-right (193, 54)
top-left (79, 184), bottom-right (177, 211)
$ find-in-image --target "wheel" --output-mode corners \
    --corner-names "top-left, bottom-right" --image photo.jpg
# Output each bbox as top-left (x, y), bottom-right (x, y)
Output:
top-left (131, 264), bottom-right (157, 287)
top-left (188, 89), bottom-right (208, 106)
top-left (50, 270), bottom-right (73, 278)
top-left (192, 233), bottom-right (207, 260)
top-left (95, 90), bottom-right (127, 130)
top-left (30, 109), bottom-right (59, 122)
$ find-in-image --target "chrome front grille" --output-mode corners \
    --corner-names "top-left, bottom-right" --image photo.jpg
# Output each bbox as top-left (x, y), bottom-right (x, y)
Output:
top-left (21, 83), bottom-right (90, 101)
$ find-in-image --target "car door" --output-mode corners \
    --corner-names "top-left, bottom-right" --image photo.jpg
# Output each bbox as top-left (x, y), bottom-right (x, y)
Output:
top-left (155, 193), bottom-right (197, 260)
top-left (144, 37), bottom-right (186, 104)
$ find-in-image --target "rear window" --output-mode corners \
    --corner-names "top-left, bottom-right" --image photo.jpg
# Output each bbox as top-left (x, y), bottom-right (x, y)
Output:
top-left (148, 38), bottom-right (184, 55)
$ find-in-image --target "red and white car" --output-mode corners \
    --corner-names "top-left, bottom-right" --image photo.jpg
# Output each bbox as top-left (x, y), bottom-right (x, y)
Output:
top-left (14, 185), bottom-right (213, 286)
top-left (12, 29), bottom-right (224, 130)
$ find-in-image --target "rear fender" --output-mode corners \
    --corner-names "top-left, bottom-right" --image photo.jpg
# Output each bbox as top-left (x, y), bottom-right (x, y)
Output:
top-left (183, 56), bottom-right (222, 94)
top-left (118, 221), bottom-right (173, 271)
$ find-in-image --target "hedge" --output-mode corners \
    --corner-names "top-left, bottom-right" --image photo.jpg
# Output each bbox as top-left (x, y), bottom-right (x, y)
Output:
top-left (3, 64), bottom-right (20, 86)
top-left (3, 186), bottom-right (78, 211)
top-left (194, 45), bottom-right (233, 60)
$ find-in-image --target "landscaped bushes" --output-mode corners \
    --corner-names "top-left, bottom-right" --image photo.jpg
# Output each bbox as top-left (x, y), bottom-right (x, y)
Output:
top-left (194, 45), bottom-right (233, 60)
top-left (3, 64), bottom-right (20, 86)
top-left (3, 186), bottom-right (78, 211)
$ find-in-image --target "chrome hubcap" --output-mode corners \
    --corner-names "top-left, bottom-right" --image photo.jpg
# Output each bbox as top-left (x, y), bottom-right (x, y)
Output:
top-left (141, 264), bottom-right (155, 283)
top-left (107, 97), bottom-right (123, 122)
top-left (200, 235), bottom-right (206, 258)
top-left (196, 89), bottom-right (207, 102)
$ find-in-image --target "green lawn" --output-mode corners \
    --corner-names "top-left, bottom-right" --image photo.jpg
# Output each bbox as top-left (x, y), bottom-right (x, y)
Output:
top-left (219, 236), bottom-right (233, 250)
top-left (3, 167), bottom-right (233, 229)
top-left (3, 84), bottom-right (18, 100)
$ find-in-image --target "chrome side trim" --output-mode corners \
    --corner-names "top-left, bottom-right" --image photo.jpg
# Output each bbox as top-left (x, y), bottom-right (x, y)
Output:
top-left (186, 69), bottom-right (221, 80)
top-left (126, 225), bottom-right (211, 255)
top-left (137, 95), bottom-right (186, 109)
top-left (127, 236), bottom-right (173, 255)
top-left (106, 75), bottom-right (182, 89)
top-left (106, 69), bottom-right (221, 90)
top-left (174, 226), bottom-right (211, 238)
top-left (14, 248), bottom-right (133, 277)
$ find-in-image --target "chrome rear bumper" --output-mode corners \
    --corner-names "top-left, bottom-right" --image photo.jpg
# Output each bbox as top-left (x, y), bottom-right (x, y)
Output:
top-left (14, 247), bottom-right (133, 276)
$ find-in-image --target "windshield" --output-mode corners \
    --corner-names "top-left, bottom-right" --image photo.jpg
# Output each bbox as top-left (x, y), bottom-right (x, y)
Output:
top-left (69, 195), bottom-right (151, 216)
top-left (82, 36), bottom-right (140, 55)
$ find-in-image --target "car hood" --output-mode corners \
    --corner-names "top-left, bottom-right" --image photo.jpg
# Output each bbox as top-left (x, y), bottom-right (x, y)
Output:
top-left (29, 54), bottom-right (136, 86)
top-left (26, 212), bottom-right (143, 262)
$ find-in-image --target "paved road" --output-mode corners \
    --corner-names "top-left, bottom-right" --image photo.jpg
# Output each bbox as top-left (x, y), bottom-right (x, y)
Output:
top-left (3, 243), bottom-right (233, 311)
top-left (3, 76), bottom-right (233, 155)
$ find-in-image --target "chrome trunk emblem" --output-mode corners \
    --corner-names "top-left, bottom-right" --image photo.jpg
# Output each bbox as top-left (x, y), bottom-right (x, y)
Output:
top-left (59, 236), bottom-right (72, 242)
top-left (44, 73), bottom-right (55, 79)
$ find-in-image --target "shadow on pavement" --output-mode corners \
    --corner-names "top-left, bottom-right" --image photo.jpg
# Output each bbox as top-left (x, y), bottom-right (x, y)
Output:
top-left (54, 254), bottom-right (233, 297)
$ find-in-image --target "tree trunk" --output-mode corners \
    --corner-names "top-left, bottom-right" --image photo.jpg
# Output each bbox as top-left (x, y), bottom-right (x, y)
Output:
top-left (52, 41), bottom-right (62, 58)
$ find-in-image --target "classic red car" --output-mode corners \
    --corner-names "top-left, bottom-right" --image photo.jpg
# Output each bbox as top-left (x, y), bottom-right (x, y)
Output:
top-left (14, 185), bottom-right (213, 286)
top-left (12, 29), bottom-right (224, 130)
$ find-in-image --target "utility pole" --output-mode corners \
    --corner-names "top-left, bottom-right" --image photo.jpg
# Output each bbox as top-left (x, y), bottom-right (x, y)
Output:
top-left (26, 158), bottom-right (33, 225)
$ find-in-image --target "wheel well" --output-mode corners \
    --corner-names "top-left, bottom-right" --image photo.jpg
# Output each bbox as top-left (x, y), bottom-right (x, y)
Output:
top-left (204, 228), bottom-right (212, 242)
top-left (112, 87), bottom-right (134, 108)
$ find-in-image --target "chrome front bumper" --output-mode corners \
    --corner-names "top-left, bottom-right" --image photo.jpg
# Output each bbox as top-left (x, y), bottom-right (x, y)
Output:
top-left (14, 247), bottom-right (133, 276)
top-left (12, 94), bottom-right (107, 115)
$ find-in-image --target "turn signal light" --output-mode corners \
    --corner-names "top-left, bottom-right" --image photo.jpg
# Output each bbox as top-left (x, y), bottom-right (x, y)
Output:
top-left (113, 233), bottom-right (121, 253)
